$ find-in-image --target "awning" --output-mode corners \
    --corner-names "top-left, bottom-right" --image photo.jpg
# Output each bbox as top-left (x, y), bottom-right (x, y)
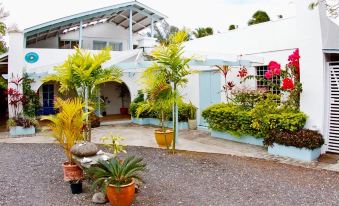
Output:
top-left (24, 1), bottom-right (167, 45)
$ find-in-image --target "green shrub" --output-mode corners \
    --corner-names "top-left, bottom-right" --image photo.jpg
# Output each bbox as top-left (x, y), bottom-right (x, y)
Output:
top-left (130, 101), bottom-right (190, 121)
top-left (133, 90), bottom-right (145, 103)
top-left (202, 103), bottom-right (257, 137)
top-left (264, 129), bottom-right (324, 149)
top-left (231, 88), bottom-right (267, 109)
top-left (202, 100), bottom-right (307, 139)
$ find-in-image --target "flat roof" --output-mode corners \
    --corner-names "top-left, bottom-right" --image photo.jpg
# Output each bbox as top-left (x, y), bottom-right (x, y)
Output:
top-left (24, 1), bottom-right (167, 45)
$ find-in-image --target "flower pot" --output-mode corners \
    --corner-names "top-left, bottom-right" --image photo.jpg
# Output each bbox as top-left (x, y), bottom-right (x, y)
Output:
top-left (120, 108), bottom-right (128, 115)
top-left (70, 181), bottom-right (82, 194)
top-left (62, 162), bottom-right (83, 181)
top-left (107, 179), bottom-right (135, 206)
top-left (188, 119), bottom-right (197, 130)
top-left (154, 129), bottom-right (174, 148)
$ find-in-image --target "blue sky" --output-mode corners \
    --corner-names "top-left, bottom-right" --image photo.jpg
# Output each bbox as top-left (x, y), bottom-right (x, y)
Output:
top-left (2, 0), bottom-right (296, 33)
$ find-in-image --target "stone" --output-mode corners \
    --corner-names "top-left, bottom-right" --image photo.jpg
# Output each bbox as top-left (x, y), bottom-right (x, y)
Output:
top-left (71, 141), bottom-right (99, 157)
top-left (92, 192), bottom-right (107, 204)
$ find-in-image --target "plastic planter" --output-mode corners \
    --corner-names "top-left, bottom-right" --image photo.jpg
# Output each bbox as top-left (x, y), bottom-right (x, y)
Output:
top-left (9, 126), bottom-right (35, 137)
top-left (268, 143), bottom-right (321, 161)
top-left (211, 130), bottom-right (264, 146)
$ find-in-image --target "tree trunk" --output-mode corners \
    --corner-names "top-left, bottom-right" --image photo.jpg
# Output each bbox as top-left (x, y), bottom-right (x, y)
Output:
top-left (172, 83), bottom-right (177, 154)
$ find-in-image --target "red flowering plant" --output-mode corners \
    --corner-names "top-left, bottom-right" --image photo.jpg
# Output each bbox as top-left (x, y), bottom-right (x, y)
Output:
top-left (242, 49), bottom-right (302, 110)
top-left (6, 74), bottom-right (38, 128)
top-left (216, 65), bottom-right (248, 102)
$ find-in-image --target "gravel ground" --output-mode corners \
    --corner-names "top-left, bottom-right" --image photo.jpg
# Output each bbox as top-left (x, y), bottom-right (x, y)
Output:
top-left (0, 143), bottom-right (338, 206)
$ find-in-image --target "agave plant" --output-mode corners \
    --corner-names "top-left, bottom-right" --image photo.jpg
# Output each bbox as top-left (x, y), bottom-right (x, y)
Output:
top-left (86, 156), bottom-right (146, 192)
top-left (42, 98), bottom-right (90, 164)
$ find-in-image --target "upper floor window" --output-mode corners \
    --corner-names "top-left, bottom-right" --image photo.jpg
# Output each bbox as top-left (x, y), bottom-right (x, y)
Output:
top-left (256, 66), bottom-right (281, 94)
top-left (59, 40), bottom-right (79, 49)
top-left (93, 41), bottom-right (123, 51)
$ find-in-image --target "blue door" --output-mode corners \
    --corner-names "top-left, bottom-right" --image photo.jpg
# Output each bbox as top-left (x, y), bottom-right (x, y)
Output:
top-left (199, 70), bottom-right (221, 127)
top-left (42, 84), bottom-right (55, 115)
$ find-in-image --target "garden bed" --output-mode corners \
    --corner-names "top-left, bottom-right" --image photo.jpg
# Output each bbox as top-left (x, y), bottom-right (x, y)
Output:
top-left (132, 117), bottom-right (188, 130)
top-left (9, 126), bottom-right (35, 136)
top-left (211, 130), bottom-right (264, 146)
top-left (268, 143), bottom-right (321, 161)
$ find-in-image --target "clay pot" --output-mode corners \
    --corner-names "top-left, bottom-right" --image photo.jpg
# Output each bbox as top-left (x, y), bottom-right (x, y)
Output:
top-left (154, 129), bottom-right (174, 148)
top-left (62, 162), bottom-right (83, 181)
top-left (188, 119), bottom-right (197, 130)
top-left (120, 108), bottom-right (128, 115)
top-left (106, 179), bottom-right (135, 206)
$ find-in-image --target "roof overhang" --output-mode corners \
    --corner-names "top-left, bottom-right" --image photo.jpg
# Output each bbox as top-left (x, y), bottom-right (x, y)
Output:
top-left (323, 49), bottom-right (339, 54)
top-left (24, 1), bottom-right (167, 45)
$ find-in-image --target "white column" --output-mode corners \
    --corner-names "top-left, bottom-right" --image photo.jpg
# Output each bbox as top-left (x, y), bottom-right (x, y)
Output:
top-left (8, 31), bottom-right (25, 118)
top-left (151, 18), bottom-right (154, 37)
top-left (129, 9), bottom-right (133, 50)
top-left (79, 19), bottom-right (83, 49)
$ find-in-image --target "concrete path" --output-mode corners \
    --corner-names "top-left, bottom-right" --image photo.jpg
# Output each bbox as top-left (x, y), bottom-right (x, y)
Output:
top-left (1, 123), bottom-right (339, 172)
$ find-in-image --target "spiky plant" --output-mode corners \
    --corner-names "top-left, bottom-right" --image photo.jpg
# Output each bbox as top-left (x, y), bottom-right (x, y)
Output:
top-left (42, 98), bottom-right (89, 164)
top-left (86, 156), bottom-right (146, 192)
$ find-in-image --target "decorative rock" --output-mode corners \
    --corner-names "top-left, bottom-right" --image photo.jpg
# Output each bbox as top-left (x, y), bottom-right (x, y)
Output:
top-left (92, 192), bottom-right (107, 204)
top-left (71, 141), bottom-right (99, 157)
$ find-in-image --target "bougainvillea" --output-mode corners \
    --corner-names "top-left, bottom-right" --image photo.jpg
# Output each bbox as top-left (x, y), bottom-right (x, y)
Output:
top-left (282, 78), bottom-right (294, 91)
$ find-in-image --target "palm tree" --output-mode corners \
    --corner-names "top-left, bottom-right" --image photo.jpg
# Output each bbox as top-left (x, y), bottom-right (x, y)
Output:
top-left (248, 10), bottom-right (270, 26)
top-left (148, 31), bottom-right (193, 153)
top-left (193, 27), bottom-right (214, 38)
top-left (0, 4), bottom-right (9, 54)
top-left (43, 47), bottom-right (122, 141)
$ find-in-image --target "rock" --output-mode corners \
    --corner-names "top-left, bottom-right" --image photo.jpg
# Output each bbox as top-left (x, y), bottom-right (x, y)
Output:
top-left (71, 141), bottom-right (99, 157)
top-left (92, 192), bottom-right (107, 204)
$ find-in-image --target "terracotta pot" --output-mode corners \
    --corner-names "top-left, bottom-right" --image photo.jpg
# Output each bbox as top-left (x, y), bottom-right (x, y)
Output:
top-left (154, 129), bottom-right (174, 148)
top-left (107, 179), bottom-right (135, 206)
top-left (120, 108), bottom-right (128, 115)
top-left (62, 162), bottom-right (83, 181)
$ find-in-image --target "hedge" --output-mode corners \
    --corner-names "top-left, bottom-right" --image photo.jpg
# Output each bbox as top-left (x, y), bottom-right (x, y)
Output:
top-left (202, 103), bottom-right (307, 138)
top-left (129, 101), bottom-right (190, 122)
top-left (265, 129), bottom-right (324, 149)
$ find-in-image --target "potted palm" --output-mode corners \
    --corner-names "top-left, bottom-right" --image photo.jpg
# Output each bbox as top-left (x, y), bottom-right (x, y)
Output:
top-left (137, 65), bottom-right (176, 148)
top-left (42, 98), bottom-right (89, 187)
top-left (188, 101), bottom-right (197, 130)
top-left (86, 156), bottom-right (146, 206)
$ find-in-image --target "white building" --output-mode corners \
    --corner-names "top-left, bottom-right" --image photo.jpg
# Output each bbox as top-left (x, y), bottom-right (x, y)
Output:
top-left (2, 0), bottom-right (339, 154)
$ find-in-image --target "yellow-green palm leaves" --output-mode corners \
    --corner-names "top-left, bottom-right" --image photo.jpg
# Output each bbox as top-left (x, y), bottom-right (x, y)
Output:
top-left (43, 47), bottom-right (122, 97)
top-left (42, 98), bottom-right (89, 163)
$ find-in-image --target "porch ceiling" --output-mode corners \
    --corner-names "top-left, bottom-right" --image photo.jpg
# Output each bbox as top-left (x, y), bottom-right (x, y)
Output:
top-left (24, 1), bottom-right (167, 45)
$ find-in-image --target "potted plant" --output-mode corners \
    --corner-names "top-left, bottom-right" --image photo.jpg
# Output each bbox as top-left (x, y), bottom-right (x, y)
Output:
top-left (119, 84), bottom-right (129, 115)
top-left (86, 156), bottom-right (146, 206)
top-left (7, 75), bottom-right (39, 136)
top-left (70, 179), bottom-right (83, 194)
top-left (187, 101), bottom-right (197, 130)
top-left (136, 74), bottom-right (175, 148)
top-left (42, 97), bottom-right (89, 190)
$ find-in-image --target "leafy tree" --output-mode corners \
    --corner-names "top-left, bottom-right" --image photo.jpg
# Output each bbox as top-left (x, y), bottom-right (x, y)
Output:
top-left (310, 0), bottom-right (339, 17)
top-left (43, 48), bottom-right (122, 141)
top-left (248, 10), bottom-right (270, 26)
top-left (22, 73), bottom-right (40, 117)
top-left (229, 25), bottom-right (237, 30)
top-left (0, 4), bottom-right (9, 54)
top-left (193, 27), bottom-right (214, 38)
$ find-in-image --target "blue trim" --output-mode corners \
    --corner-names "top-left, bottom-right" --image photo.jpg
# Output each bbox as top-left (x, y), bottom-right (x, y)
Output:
top-left (10, 126), bottom-right (36, 136)
top-left (132, 118), bottom-right (188, 130)
top-left (268, 143), bottom-right (321, 161)
top-left (211, 130), bottom-right (264, 146)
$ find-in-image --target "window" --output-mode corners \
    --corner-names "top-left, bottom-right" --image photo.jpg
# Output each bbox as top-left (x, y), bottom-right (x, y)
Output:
top-left (108, 42), bottom-right (123, 51)
top-left (93, 41), bottom-right (107, 50)
top-left (59, 40), bottom-right (79, 49)
top-left (256, 66), bottom-right (281, 94)
top-left (93, 41), bottom-right (123, 51)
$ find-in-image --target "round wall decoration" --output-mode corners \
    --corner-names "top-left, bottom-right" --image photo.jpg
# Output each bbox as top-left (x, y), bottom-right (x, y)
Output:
top-left (25, 52), bottom-right (39, 63)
